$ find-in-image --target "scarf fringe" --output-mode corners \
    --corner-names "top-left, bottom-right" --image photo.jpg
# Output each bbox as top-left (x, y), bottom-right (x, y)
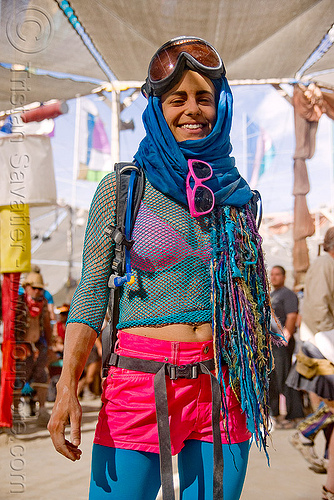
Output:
top-left (211, 203), bottom-right (283, 458)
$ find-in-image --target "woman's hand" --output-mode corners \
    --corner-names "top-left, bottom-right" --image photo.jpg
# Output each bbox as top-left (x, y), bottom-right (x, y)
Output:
top-left (47, 322), bottom-right (97, 460)
top-left (48, 382), bottom-right (83, 461)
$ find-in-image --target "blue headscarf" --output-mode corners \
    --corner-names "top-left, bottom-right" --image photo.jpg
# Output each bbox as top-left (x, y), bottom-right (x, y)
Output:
top-left (134, 76), bottom-right (252, 207)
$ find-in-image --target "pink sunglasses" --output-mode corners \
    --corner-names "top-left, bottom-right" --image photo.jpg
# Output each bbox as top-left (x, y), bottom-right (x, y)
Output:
top-left (186, 159), bottom-right (215, 217)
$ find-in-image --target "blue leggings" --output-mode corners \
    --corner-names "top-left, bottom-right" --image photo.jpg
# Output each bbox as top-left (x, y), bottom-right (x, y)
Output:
top-left (89, 439), bottom-right (250, 500)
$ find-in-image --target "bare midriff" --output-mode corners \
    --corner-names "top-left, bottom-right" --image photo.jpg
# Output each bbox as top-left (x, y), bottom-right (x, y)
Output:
top-left (24, 316), bottom-right (41, 344)
top-left (124, 322), bottom-right (212, 342)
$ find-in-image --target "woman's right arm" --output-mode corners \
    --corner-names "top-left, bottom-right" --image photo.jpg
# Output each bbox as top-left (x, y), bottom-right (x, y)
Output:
top-left (48, 173), bottom-right (117, 460)
top-left (47, 323), bottom-right (97, 461)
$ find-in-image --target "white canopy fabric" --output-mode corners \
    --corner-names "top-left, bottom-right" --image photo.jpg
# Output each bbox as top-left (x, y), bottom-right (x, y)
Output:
top-left (0, 65), bottom-right (99, 113)
top-left (67, 0), bottom-right (334, 85)
top-left (1, 0), bottom-right (108, 80)
top-left (0, 0), bottom-right (109, 112)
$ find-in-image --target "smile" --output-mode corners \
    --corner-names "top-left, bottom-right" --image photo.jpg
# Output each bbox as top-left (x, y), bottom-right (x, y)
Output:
top-left (180, 123), bottom-right (205, 129)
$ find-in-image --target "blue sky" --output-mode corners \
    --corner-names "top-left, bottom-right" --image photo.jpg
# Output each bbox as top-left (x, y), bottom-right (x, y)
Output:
top-left (50, 83), bottom-right (334, 215)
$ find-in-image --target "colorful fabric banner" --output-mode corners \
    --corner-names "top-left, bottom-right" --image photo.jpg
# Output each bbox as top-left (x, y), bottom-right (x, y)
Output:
top-left (0, 115), bottom-right (55, 136)
top-left (78, 98), bottom-right (112, 182)
top-left (0, 204), bottom-right (31, 273)
top-left (93, 117), bottom-right (111, 154)
top-left (0, 272), bottom-right (21, 428)
top-left (246, 117), bottom-right (275, 188)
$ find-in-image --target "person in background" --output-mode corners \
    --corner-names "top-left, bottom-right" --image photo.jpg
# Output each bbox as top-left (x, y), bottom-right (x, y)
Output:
top-left (55, 304), bottom-right (70, 342)
top-left (287, 227), bottom-right (334, 500)
top-left (19, 265), bottom-right (56, 330)
top-left (14, 271), bottom-right (52, 425)
top-left (77, 336), bottom-right (102, 400)
top-left (269, 265), bottom-right (305, 429)
top-left (47, 304), bottom-right (70, 402)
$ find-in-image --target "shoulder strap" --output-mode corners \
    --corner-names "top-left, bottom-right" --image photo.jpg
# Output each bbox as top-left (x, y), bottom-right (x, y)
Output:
top-left (250, 189), bottom-right (262, 229)
top-left (105, 163), bottom-right (145, 276)
top-left (116, 162), bottom-right (145, 244)
top-left (102, 162), bottom-right (145, 375)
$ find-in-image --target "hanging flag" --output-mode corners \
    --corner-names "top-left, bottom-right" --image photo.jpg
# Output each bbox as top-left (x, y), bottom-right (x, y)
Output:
top-left (0, 114), bottom-right (55, 136)
top-left (93, 116), bottom-right (111, 153)
top-left (0, 134), bottom-right (57, 206)
top-left (246, 117), bottom-right (275, 188)
top-left (18, 118), bottom-right (55, 136)
top-left (78, 98), bottom-right (112, 182)
top-left (0, 115), bottom-right (13, 133)
top-left (0, 272), bottom-right (21, 428)
top-left (0, 204), bottom-right (31, 273)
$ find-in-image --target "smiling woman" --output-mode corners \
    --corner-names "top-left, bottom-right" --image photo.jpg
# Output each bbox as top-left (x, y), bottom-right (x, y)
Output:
top-left (161, 70), bottom-right (216, 141)
top-left (48, 36), bottom-right (279, 500)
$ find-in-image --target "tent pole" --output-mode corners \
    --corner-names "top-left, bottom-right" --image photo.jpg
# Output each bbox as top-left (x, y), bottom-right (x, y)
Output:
top-left (331, 122), bottom-right (334, 215)
top-left (71, 97), bottom-right (81, 209)
top-left (111, 88), bottom-right (120, 166)
top-left (242, 113), bottom-right (248, 181)
top-left (68, 97), bottom-right (81, 287)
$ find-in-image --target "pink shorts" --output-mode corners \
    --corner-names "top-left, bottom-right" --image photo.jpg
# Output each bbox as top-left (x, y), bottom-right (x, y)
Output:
top-left (94, 330), bottom-right (250, 454)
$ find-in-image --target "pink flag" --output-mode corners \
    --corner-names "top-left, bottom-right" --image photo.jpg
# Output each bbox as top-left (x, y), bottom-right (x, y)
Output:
top-left (92, 117), bottom-right (110, 154)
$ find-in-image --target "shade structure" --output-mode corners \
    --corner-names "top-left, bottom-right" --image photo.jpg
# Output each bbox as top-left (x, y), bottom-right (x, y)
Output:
top-left (67, 0), bottom-right (334, 85)
top-left (0, 0), bottom-right (111, 112)
top-left (0, 0), bottom-right (108, 80)
top-left (0, 65), bottom-right (100, 113)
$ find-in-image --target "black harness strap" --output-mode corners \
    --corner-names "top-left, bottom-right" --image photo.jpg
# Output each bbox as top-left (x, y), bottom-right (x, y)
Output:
top-left (101, 163), bottom-right (145, 377)
top-left (154, 366), bottom-right (174, 499)
top-left (108, 353), bottom-right (224, 500)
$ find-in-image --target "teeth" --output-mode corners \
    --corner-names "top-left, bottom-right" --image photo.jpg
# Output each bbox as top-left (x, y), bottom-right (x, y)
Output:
top-left (181, 123), bottom-right (203, 129)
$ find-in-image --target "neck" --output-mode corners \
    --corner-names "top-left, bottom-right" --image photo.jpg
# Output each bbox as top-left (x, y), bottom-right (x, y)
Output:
top-left (273, 284), bottom-right (284, 290)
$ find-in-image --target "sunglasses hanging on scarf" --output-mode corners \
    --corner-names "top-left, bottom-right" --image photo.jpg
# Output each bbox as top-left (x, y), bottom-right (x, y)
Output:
top-left (186, 159), bottom-right (215, 217)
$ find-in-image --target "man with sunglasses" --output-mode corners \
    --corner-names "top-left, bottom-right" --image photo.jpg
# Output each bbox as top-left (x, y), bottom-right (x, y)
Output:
top-left (49, 37), bottom-right (278, 500)
top-left (14, 271), bottom-right (52, 425)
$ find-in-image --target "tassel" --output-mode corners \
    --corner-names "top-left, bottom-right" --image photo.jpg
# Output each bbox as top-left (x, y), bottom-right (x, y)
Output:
top-left (210, 203), bottom-right (283, 458)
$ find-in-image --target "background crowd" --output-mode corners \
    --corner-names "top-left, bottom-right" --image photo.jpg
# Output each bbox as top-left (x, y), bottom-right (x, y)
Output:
top-left (10, 265), bottom-right (102, 426)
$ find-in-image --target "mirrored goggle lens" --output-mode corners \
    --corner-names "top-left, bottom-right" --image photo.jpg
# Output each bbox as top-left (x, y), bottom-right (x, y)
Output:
top-left (194, 186), bottom-right (214, 213)
top-left (191, 161), bottom-right (212, 180)
top-left (149, 39), bottom-right (221, 82)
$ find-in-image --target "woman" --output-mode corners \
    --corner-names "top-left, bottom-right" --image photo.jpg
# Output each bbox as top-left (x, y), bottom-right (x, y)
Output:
top-left (48, 37), bottom-right (278, 500)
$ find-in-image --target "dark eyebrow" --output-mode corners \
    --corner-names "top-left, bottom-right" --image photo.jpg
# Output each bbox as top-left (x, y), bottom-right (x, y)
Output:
top-left (167, 90), bottom-right (214, 99)
top-left (197, 90), bottom-right (214, 97)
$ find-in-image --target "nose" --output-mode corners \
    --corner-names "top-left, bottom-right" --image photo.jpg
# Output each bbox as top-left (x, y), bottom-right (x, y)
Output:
top-left (185, 97), bottom-right (201, 116)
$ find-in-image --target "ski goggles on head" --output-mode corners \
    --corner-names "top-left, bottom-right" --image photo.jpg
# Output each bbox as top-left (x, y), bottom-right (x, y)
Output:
top-left (186, 159), bottom-right (215, 217)
top-left (142, 36), bottom-right (225, 97)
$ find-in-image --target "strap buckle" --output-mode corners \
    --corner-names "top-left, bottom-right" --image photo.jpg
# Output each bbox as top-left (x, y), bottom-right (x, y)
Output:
top-left (167, 363), bottom-right (199, 380)
top-left (105, 224), bottom-right (134, 250)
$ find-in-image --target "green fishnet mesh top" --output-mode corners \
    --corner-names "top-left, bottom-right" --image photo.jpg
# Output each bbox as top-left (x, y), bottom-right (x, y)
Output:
top-left (67, 172), bottom-right (212, 334)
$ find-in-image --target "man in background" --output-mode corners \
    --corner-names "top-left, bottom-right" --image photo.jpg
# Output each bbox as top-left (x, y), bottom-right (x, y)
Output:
top-left (14, 271), bottom-right (52, 425)
top-left (269, 265), bottom-right (304, 428)
top-left (288, 227), bottom-right (334, 489)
